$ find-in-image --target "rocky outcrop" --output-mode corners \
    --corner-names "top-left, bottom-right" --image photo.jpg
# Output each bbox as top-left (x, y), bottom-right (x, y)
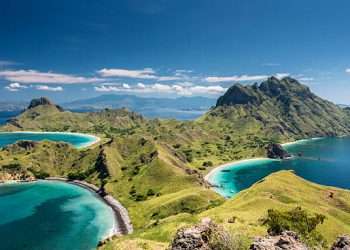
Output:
top-left (266, 143), bottom-right (291, 159)
top-left (0, 171), bottom-right (36, 183)
top-left (250, 231), bottom-right (308, 250)
top-left (169, 218), bottom-right (219, 250)
top-left (216, 83), bottom-right (262, 106)
top-left (27, 97), bottom-right (63, 111)
top-left (9, 140), bottom-right (38, 150)
top-left (331, 235), bottom-right (350, 250)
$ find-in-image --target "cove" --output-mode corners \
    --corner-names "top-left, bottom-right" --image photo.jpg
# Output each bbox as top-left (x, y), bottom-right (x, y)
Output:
top-left (0, 132), bottom-right (99, 149)
top-left (0, 180), bottom-right (115, 250)
top-left (206, 137), bottom-right (350, 198)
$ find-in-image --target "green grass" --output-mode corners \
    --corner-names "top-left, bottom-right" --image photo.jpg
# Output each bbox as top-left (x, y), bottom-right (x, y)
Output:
top-left (3, 79), bottom-right (350, 250)
top-left (200, 171), bottom-right (350, 248)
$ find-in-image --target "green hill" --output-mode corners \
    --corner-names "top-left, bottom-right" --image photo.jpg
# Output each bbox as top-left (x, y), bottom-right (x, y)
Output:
top-left (100, 171), bottom-right (350, 249)
top-left (2, 77), bottom-right (350, 249)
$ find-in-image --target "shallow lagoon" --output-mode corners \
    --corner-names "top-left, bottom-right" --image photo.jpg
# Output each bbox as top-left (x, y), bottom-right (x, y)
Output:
top-left (0, 132), bottom-right (99, 149)
top-left (208, 137), bottom-right (350, 198)
top-left (0, 181), bottom-right (115, 250)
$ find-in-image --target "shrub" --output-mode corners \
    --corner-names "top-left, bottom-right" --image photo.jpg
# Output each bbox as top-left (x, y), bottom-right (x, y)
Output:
top-left (262, 207), bottom-right (326, 248)
top-left (202, 161), bottom-right (214, 167)
top-left (147, 189), bottom-right (155, 196)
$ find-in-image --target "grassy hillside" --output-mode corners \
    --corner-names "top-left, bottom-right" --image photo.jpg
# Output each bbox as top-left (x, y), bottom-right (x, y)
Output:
top-left (0, 135), bottom-right (224, 243)
top-left (100, 171), bottom-right (350, 249)
top-left (2, 77), bottom-right (350, 249)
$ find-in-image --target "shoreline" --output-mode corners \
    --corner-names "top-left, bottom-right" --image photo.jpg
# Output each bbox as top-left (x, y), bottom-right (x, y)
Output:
top-left (281, 137), bottom-right (324, 147)
top-left (45, 177), bottom-right (133, 241)
top-left (204, 137), bottom-right (327, 188)
top-left (0, 131), bottom-right (101, 149)
top-left (204, 158), bottom-right (272, 185)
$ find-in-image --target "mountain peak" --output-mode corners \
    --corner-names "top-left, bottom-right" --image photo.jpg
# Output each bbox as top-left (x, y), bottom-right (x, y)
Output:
top-left (216, 83), bottom-right (261, 106)
top-left (216, 77), bottom-right (313, 107)
top-left (27, 97), bottom-right (64, 111)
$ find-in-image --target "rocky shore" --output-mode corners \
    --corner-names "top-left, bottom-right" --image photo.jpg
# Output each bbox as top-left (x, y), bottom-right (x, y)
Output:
top-left (45, 177), bottom-right (133, 242)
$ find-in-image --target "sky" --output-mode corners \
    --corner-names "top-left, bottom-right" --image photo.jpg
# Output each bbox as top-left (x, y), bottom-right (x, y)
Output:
top-left (1, 0), bottom-right (350, 103)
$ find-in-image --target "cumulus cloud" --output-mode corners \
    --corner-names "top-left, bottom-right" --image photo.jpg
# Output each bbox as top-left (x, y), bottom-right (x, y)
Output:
top-left (274, 73), bottom-right (290, 79)
top-left (205, 74), bottom-right (269, 83)
top-left (98, 68), bottom-right (157, 79)
top-left (35, 85), bottom-right (64, 91)
top-left (98, 68), bottom-right (191, 82)
top-left (346, 69), bottom-right (350, 73)
top-left (94, 83), bottom-right (226, 96)
top-left (4, 82), bottom-right (28, 91)
top-left (0, 70), bottom-right (102, 84)
top-left (205, 73), bottom-right (291, 83)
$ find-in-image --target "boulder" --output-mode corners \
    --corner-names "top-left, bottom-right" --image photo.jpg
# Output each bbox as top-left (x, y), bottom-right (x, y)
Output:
top-left (331, 235), bottom-right (350, 250)
top-left (169, 218), bottom-right (216, 250)
top-left (266, 143), bottom-right (291, 159)
top-left (250, 231), bottom-right (308, 250)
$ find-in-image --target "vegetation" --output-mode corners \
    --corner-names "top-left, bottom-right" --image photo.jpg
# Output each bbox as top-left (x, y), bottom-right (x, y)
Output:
top-left (2, 77), bottom-right (350, 249)
top-left (263, 207), bottom-right (326, 247)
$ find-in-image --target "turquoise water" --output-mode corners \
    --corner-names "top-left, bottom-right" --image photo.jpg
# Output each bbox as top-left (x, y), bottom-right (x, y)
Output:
top-left (0, 132), bottom-right (98, 149)
top-left (0, 181), bottom-right (115, 250)
top-left (208, 137), bottom-right (350, 198)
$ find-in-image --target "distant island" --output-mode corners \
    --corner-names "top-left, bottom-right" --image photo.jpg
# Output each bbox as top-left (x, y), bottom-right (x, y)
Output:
top-left (0, 95), bottom-right (216, 121)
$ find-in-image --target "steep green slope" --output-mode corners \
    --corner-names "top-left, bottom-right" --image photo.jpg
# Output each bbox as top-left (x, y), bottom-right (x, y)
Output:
top-left (212, 76), bottom-right (350, 140)
top-left (100, 171), bottom-right (350, 249)
top-left (201, 171), bottom-right (350, 247)
top-left (2, 77), bottom-right (350, 249)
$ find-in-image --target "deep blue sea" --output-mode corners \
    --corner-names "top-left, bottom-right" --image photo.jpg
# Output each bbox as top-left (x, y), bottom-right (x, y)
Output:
top-left (208, 137), bottom-right (350, 198)
top-left (0, 111), bottom-right (20, 125)
top-left (0, 132), bottom-right (98, 149)
top-left (0, 181), bottom-right (115, 250)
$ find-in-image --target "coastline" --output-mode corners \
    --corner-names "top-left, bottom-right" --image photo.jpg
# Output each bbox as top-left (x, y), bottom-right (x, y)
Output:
top-left (45, 177), bottom-right (133, 241)
top-left (204, 158), bottom-right (273, 185)
top-left (0, 131), bottom-right (101, 149)
top-left (204, 137), bottom-right (326, 188)
top-left (281, 137), bottom-right (324, 147)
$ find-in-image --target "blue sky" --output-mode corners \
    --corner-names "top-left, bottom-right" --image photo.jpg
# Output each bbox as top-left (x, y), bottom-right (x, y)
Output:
top-left (1, 0), bottom-right (350, 103)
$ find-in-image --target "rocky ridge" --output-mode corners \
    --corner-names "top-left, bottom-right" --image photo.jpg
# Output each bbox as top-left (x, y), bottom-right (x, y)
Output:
top-left (27, 97), bottom-right (64, 111)
top-left (250, 231), bottom-right (308, 250)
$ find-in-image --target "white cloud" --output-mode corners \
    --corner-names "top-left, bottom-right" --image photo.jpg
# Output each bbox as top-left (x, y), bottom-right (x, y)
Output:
top-left (274, 73), bottom-right (290, 79)
top-left (4, 82), bottom-right (28, 92)
top-left (35, 85), bottom-right (64, 92)
top-left (0, 70), bottom-right (102, 84)
top-left (98, 68), bottom-right (190, 82)
top-left (137, 83), bottom-right (146, 88)
top-left (98, 68), bottom-right (157, 79)
top-left (297, 77), bottom-right (314, 82)
top-left (346, 69), bottom-right (350, 73)
top-left (94, 83), bottom-right (226, 96)
top-left (205, 73), bottom-right (292, 83)
top-left (122, 83), bottom-right (131, 89)
top-left (205, 74), bottom-right (269, 83)
top-left (175, 69), bottom-right (193, 74)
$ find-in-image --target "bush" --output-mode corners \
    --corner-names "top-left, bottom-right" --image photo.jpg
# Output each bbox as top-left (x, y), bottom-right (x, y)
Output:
top-left (262, 207), bottom-right (326, 248)
top-left (202, 161), bottom-right (214, 167)
top-left (209, 229), bottom-right (250, 250)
